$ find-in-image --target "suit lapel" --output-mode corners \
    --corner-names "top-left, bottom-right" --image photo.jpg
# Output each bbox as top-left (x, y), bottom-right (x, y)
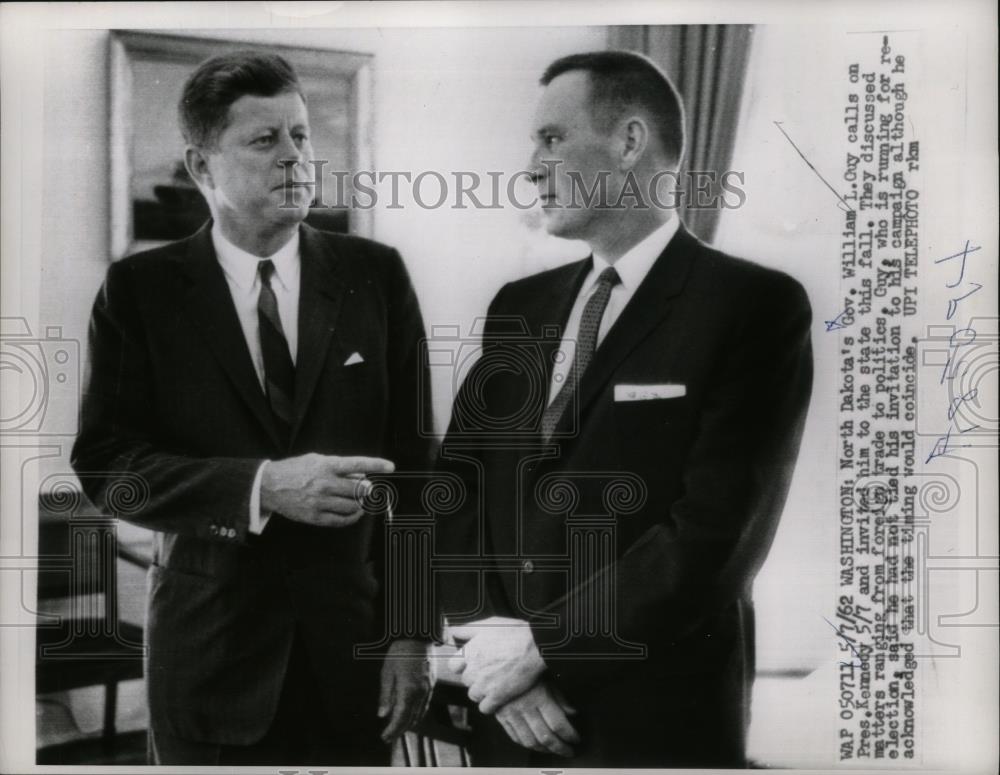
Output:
top-left (179, 223), bottom-right (285, 449)
top-left (290, 224), bottom-right (346, 444)
top-left (562, 225), bottom-right (701, 432)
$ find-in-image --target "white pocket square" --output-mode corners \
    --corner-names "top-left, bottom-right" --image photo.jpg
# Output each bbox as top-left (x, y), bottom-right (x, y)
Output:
top-left (344, 352), bottom-right (365, 366)
top-left (614, 383), bottom-right (686, 402)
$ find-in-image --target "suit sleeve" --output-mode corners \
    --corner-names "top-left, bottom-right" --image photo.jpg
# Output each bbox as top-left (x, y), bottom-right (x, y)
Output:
top-left (531, 274), bottom-right (814, 692)
top-left (71, 260), bottom-right (261, 543)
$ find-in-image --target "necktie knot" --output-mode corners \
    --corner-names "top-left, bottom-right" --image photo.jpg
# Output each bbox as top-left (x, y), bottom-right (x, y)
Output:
top-left (258, 259), bottom-right (276, 285)
top-left (596, 266), bottom-right (621, 289)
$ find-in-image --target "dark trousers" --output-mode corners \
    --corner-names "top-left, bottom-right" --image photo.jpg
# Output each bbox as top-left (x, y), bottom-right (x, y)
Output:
top-left (149, 634), bottom-right (389, 766)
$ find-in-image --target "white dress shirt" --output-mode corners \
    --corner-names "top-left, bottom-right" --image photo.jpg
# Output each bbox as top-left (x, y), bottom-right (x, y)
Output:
top-left (212, 224), bottom-right (302, 533)
top-left (548, 218), bottom-right (680, 404)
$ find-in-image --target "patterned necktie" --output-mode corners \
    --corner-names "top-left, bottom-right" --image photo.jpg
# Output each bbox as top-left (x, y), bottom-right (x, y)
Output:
top-left (257, 259), bottom-right (295, 443)
top-left (540, 266), bottom-right (621, 442)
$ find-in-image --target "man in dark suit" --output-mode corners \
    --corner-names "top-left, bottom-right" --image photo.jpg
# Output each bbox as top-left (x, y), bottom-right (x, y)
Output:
top-left (72, 51), bottom-right (432, 765)
top-left (437, 51), bottom-right (813, 767)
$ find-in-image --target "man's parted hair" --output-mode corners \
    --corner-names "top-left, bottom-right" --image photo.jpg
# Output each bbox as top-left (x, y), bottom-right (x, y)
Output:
top-left (541, 50), bottom-right (686, 165)
top-left (179, 50), bottom-right (304, 148)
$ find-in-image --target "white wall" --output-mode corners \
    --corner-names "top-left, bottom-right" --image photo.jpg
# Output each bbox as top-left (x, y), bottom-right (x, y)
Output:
top-left (723, 20), bottom-right (998, 766)
top-left (715, 25), bottom-right (847, 674)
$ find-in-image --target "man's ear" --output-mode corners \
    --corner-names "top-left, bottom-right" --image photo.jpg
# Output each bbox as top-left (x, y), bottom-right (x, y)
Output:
top-left (184, 145), bottom-right (214, 191)
top-left (617, 115), bottom-right (650, 171)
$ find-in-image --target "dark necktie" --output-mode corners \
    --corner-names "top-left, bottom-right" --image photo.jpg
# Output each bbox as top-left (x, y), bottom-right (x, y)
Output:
top-left (540, 265), bottom-right (621, 442)
top-left (257, 259), bottom-right (295, 443)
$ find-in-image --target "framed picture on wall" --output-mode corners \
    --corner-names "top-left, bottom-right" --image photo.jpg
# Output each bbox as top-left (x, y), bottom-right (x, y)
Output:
top-left (109, 31), bottom-right (373, 259)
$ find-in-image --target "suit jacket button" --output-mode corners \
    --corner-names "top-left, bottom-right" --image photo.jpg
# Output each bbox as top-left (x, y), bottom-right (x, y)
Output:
top-left (227, 527), bottom-right (236, 538)
top-left (522, 560), bottom-right (535, 574)
top-left (209, 525), bottom-right (218, 535)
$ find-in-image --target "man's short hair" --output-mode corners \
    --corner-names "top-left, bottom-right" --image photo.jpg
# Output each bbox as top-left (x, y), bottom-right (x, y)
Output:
top-left (179, 50), bottom-right (304, 148)
top-left (541, 50), bottom-right (685, 165)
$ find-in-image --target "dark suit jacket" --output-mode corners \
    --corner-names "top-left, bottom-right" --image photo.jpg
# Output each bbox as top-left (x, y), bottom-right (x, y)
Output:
top-left (436, 225), bottom-right (813, 767)
top-left (71, 222), bottom-right (432, 746)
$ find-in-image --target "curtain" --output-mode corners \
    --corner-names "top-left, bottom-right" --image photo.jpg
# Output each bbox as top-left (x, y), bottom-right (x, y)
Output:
top-left (609, 25), bottom-right (754, 243)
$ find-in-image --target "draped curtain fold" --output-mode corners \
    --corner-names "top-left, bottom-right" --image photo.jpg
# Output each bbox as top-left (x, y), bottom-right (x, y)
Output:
top-left (609, 25), bottom-right (754, 243)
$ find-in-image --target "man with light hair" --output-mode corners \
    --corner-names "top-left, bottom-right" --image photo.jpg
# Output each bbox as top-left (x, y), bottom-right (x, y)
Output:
top-left (438, 50), bottom-right (813, 768)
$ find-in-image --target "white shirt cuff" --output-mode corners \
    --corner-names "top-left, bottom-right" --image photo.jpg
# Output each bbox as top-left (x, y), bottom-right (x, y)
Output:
top-left (249, 461), bottom-right (271, 534)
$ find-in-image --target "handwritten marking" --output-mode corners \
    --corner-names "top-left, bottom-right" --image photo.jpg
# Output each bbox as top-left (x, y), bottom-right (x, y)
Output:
top-left (926, 241), bottom-right (986, 463)
top-left (825, 309), bottom-right (852, 332)
top-left (774, 121), bottom-right (856, 212)
top-left (947, 283), bottom-right (983, 320)
top-left (933, 240), bottom-right (981, 287)
top-left (823, 616), bottom-right (864, 668)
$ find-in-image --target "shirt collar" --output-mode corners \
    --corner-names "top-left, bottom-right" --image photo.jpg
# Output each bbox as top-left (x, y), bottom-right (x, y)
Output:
top-left (591, 217), bottom-right (680, 293)
top-left (212, 223), bottom-right (300, 293)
